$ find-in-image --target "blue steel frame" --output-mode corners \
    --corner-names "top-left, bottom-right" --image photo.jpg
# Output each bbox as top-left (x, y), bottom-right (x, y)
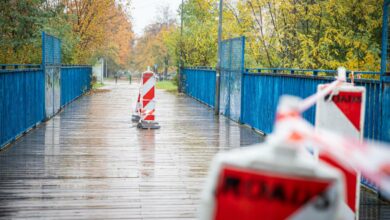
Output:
top-left (380, 0), bottom-right (390, 81)
top-left (0, 33), bottom-right (91, 150)
top-left (245, 68), bottom-right (379, 76)
top-left (181, 67), bottom-right (216, 107)
top-left (0, 68), bottom-right (45, 149)
top-left (219, 36), bottom-right (245, 122)
top-left (239, 38), bottom-right (246, 122)
top-left (42, 32), bottom-right (62, 66)
top-left (241, 69), bottom-right (381, 139)
top-left (42, 32), bottom-right (62, 119)
top-left (380, 0), bottom-right (390, 144)
top-left (0, 64), bottom-right (41, 70)
top-left (61, 65), bottom-right (92, 107)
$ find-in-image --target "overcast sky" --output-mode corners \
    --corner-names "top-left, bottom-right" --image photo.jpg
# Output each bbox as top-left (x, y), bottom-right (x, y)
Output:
top-left (131, 0), bottom-right (182, 36)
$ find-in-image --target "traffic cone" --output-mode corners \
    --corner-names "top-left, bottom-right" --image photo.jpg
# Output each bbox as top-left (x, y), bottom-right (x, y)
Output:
top-left (137, 70), bottom-right (160, 129)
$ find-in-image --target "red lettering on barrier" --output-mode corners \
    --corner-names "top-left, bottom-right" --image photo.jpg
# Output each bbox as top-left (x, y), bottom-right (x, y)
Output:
top-left (214, 166), bottom-right (331, 220)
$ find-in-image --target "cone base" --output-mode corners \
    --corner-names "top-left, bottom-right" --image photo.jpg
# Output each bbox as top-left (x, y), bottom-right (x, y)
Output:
top-left (131, 114), bottom-right (140, 122)
top-left (137, 120), bottom-right (160, 129)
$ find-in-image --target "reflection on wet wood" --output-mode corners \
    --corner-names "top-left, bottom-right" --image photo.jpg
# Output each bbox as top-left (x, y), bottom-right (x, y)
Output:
top-left (0, 80), bottom-right (262, 219)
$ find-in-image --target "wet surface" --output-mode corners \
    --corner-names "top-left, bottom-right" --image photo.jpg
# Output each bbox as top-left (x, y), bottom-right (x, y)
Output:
top-left (0, 80), bottom-right (262, 219)
top-left (0, 80), bottom-right (388, 219)
top-left (360, 188), bottom-right (390, 220)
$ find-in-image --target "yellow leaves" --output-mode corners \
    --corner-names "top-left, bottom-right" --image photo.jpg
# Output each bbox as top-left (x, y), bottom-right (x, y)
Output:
top-left (63, 0), bottom-right (134, 66)
top-left (363, 52), bottom-right (380, 71)
top-left (160, 0), bottom-right (382, 72)
top-left (133, 24), bottom-right (176, 72)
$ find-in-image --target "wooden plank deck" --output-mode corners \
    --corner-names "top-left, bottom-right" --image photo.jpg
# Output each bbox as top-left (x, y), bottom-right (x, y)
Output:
top-left (0, 80), bottom-right (262, 219)
top-left (0, 80), bottom-right (388, 219)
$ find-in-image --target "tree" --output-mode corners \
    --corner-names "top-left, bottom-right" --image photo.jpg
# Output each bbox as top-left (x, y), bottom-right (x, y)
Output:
top-left (0, 0), bottom-right (47, 63)
top-left (131, 6), bottom-right (177, 74)
top-left (164, 0), bottom-right (383, 72)
top-left (0, 0), bottom-right (134, 72)
top-left (62, 0), bottom-right (134, 67)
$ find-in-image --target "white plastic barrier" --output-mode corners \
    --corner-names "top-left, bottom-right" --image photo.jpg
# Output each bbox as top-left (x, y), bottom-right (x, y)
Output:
top-left (200, 144), bottom-right (345, 220)
top-left (315, 68), bottom-right (365, 219)
top-left (316, 84), bottom-right (365, 140)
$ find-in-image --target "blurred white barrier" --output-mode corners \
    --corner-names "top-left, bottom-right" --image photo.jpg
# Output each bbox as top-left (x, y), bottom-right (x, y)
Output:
top-left (200, 67), bottom-right (390, 220)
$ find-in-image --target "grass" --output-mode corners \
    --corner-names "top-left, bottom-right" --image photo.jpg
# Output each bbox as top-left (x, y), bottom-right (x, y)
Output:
top-left (156, 80), bottom-right (178, 93)
top-left (92, 82), bottom-right (104, 89)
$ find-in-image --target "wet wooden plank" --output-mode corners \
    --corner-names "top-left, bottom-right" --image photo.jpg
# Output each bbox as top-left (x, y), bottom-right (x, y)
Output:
top-left (0, 80), bottom-right (262, 219)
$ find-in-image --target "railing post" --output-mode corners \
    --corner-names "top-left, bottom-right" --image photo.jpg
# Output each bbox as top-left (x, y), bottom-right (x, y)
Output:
top-left (381, 1), bottom-right (389, 80)
top-left (380, 0), bottom-right (390, 143)
top-left (214, 0), bottom-right (223, 115)
top-left (239, 36), bottom-right (246, 123)
top-left (382, 81), bottom-right (390, 143)
top-left (178, 67), bottom-right (182, 93)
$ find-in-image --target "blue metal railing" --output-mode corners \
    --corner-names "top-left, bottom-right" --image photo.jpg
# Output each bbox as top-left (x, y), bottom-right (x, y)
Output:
top-left (181, 66), bottom-right (385, 142)
top-left (0, 64), bottom-right (41, 71)
top-left (0, 32), bottom-right (92, 150)
top-left (42, 32), bottom-right (61, 66)
top-left (0, 69), bottom-right (45, 148)
top-left (241, 71), bottom-right (382, 140)
top-left (182, 68), bottom-right (216, 107)
top-left (61, 66), bottom-right (92, 107)
top-left (245, 68), bottom-right (380, 77)
top-left (0, 66), bottom-right (91, 149)
top-left (185, 66), bottom-right (215, 70)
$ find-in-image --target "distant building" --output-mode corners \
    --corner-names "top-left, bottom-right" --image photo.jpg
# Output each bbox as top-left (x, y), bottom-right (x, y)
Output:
top-left (93, 58), bottom-right (104, 83)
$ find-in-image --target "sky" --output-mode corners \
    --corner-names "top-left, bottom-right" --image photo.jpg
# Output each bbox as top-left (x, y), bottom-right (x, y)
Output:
top-left (131, 0), bottom-right (182, 36)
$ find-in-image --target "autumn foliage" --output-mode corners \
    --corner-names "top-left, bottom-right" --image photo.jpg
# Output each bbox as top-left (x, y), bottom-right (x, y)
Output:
top-left (0, 0), bottom-right (384, 73)
top-left (63, 0), bottom-right (133, 66)
top-left (131, 7), bottom-right (177, 74)
top-left (163, 0), bottom-right (383, 72)
top-left (0, 0), bottom-right (134, 70)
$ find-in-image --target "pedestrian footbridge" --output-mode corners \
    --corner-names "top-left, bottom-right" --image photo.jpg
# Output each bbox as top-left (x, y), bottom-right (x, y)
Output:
top-left (0, 80), bottom-right (263, 219)
top-left (0, 80), bottom-right (388, 219)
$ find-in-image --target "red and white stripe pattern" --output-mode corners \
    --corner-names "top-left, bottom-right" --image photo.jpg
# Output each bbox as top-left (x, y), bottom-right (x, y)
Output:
top-left (315, 83), bottom-right (365, 220)
top-left (140, 71), bottom-right (156, 121)
top-left (316, 84), bottom-right (365, 141)
top-left (274, 91), bottom-right (390, 198)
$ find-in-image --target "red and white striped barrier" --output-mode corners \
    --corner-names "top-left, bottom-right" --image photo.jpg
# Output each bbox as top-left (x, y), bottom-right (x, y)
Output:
top-left (200, 128), bottom-right (345, 220)
top-left (137, 70), bottom-right (160, 129)
top-left (316, 84), bottom-right (365, 141)
top-left (274, 97), bottom-right (390, 198)
top-left (315, 69), bottom-right (365, 220)
top-left (273, 69), bottom-right (390, 197)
